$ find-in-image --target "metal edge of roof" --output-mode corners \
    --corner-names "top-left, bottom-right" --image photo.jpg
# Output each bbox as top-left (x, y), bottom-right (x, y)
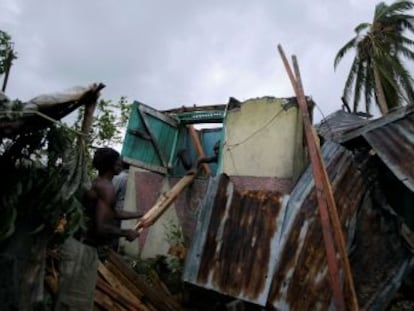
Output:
top-left (338, 105), bottom-right (414, 143)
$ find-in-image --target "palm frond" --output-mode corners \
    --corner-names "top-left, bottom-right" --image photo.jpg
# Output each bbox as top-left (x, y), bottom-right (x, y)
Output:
top-left (375, 2), bottom-right (390, 21)
top-left (398, 70), bottom-right (414, 103)
top-left (396, 45), bottom-right (414, 60)
top-left (383, 76), bottom-right (401, 108)
top-left (353, 60), bottom-right (366, 112)
top-left (392, 55), bottom-right (414, 102)
top-left (354, 22), bottom-right (371, 33)
top-left (376, 56), bottom-right (407, 105)
top-left (364, 60), bottom-right (375, 113)
top-left (334, 37), bottom-right (357, 69)
top-left (387, 33), bottom-right (414, 47)
top-left (342, 57), bottom-right (359, 102)
top-left (383, 0), bottom-right (414, 15)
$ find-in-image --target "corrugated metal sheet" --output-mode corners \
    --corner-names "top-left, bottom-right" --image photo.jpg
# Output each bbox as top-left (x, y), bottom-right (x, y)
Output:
top-left (268, 141), bottom-right (368, 310)
top-left (363, 113), bottom-right (414, 192)
top-left (184, 142), bottom-right (367, 308)
top-left (349, 188), bottom-right (414, 309)
top-left (338, 105), bottom-right (414, 192)
top-left (183, 174), bottom-right (287, 305)
top-left (122, 102), bottom-right (223, 176)
top-left (316, 110), bottom-right (368, 141)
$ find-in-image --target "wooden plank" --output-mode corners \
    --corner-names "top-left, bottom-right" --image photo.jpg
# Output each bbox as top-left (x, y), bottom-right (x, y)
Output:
top-left (96, 277), bottom-right (145, 311)
top-left (149, 270), bottom-right (172, 297)
top-left (107, 249), bottom-right (182, 311)
top-left (138, 105), bottom-right (169, 167)
top-left (139, 103), bottom-right (178, 128)
top-left (105, 261), bottom-right (144, 299)
top-left (95, 288), bottom-right (125, 311)
top-left (123, 156), bottom-right (167, 175)
top-left (133, 171), bottom-right (197, 232)
top-left (292, 55), bottom-right (359, 311)
top-left (187, 125), bottom-right (211, 175)
top-left (278, 45), bottom-right (348, 311)
top-left (98, 262), bottom-right (146, 309)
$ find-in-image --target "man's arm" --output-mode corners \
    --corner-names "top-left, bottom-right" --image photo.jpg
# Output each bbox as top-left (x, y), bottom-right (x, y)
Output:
top-left (113, 210), bottom-right (142, 220)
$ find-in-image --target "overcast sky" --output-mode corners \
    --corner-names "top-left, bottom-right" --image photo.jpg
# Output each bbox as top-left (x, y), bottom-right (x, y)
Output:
top-left (0, 0), bottom-right (400, 122)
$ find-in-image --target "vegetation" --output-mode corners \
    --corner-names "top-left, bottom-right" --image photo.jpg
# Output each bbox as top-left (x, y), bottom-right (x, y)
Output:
top-left (334, 0), bottom-right (414, 115)
top-left (0, 96), bottom-right (131, 242)
top-left (0, 30), bottom-right (15, 75)
top-left (73, 96), bottom-right (131, 150)
top-left (0, 93), bottom-right (131, 308)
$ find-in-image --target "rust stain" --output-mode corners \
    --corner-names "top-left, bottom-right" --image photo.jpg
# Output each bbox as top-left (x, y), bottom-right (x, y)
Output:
top-left (364, 113), bottom-right (414, 191)
top-left (268, 144), bottom-right (367, 310)
top-left (197, 178), bottom-right (283, 301)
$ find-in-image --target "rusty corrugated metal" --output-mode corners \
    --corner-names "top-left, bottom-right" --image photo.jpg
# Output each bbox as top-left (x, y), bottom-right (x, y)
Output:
top-left (268, 141), bottom-right (368, 310)
top-left (316, 110), bottom-right (368, 141)
top-left (363, 112), bottom-right (414, 192)
top-left (338, 105), bottom-right (414, 192)
top-left (183, 174), bottom-right (287, 305)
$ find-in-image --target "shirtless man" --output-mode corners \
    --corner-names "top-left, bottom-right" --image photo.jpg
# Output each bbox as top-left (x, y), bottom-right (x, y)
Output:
top-left (55, 147), bottom-right (140, 311)
top-left (83, 147), bottom-right (140, 246)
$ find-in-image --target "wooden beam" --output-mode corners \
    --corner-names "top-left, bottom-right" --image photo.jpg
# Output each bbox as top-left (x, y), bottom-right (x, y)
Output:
top-left (187, 125), bottom-right (211, 175)
top-left (278, 45), bottom-right (350, 311)
top-left (98, 262), bottom-right (147, 310)
top-left (105, 261), bottom-right (144, 299)
top-left (96, 277), bottom-right (145, 311)
top-left (95, 288), bottom-right (126, 311)
top-left (133, 171), bottom-right (197, 232)
top-left (138, 105), bottom-right (168, 168)
top-left (291, 55), bottom-right (359, 311)
top-left (107, 250), bottom-right (181, 311)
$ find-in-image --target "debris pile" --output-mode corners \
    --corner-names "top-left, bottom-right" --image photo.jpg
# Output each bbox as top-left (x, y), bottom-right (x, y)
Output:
top-left (94, 250), bottom-right (182, 311)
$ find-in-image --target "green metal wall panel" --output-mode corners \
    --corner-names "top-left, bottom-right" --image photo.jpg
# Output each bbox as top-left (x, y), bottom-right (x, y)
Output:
top-left (122, 101), bottom-right (223, 176)
top-left (121, 101), bottom-right (178, 172)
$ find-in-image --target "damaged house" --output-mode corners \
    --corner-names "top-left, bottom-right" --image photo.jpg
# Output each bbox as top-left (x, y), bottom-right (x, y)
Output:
top-left (119, 96), bottom-right (414, 310)
top-left (0, 80), bottom-right (412, 310)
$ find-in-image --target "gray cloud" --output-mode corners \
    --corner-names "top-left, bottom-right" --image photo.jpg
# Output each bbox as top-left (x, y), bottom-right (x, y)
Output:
top-left (0, 0), bottom-right (402, 121)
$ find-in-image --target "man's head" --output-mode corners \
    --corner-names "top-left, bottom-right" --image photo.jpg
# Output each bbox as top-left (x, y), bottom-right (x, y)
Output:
top-left (92, 147), bottom-right (122, 175)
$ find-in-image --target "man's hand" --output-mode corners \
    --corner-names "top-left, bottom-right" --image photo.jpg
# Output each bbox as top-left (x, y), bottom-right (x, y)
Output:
top-left (124, 229), bottom-right (139, 241)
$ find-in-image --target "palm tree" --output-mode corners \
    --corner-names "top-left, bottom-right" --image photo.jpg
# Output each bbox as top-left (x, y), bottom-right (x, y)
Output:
top-left (335, 0), bottom-right (414, 115)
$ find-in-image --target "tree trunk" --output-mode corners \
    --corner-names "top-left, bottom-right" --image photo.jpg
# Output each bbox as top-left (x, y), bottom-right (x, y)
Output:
top-left (373, 65), bottom-right (389, 115)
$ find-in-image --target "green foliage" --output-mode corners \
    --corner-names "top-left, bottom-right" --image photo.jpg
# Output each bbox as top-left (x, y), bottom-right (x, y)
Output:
top-left (164, 220), bottom-right (186, 275)
top-left (0, 95), bottom-right (132, 242)
top-left (334, 0), bottom-right (414, 114)
top-left (0, 124), bottom-right (88, 242)
top-left (74, 96), bottom-right (131, 149)
top-left (0, 30), bottom-right (17, 75)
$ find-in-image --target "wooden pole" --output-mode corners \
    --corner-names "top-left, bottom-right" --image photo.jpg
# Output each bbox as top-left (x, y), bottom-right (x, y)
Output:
top-left (188, 125), bottom-right (211, 175)
top-left (292, 55), bottom-right (359, 311)
top-left (278, 44), bottom-right (347, 311)
top-left (133, 170), bottom-right (197, 232)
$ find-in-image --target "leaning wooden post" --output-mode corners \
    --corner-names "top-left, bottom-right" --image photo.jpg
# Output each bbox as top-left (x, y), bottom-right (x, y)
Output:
top-left (188, 125), bottom-right (211, 175)
top-left (292, 55), bottom-right (359, 311)
top-left (278, 44), bottom-right (348, 311)
top-left (133, 170), bottom-right (197, 233)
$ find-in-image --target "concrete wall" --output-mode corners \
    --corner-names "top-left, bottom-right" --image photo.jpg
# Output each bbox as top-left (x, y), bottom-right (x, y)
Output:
top-left (119, 166), bottom-right (141, 257)
top-left (120, 167), bottom-right (208, 259)
top-left (222, 97), bottom-right (305, 180)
